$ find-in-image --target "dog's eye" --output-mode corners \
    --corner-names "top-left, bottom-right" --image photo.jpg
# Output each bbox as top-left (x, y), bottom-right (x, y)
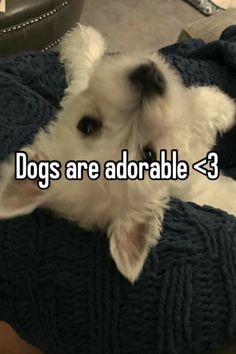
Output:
top-left (77, 116), bottom-right (102, 136)
top-left (142, 148), bottom-right (156, 163)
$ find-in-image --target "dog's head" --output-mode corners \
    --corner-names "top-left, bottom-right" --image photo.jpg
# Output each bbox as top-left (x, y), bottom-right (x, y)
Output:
top-left (1, 26), bottom-right (229, 282)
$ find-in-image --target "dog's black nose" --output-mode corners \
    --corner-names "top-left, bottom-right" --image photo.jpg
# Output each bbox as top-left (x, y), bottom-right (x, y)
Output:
top-left (130, 61), bottom-right (166, 98)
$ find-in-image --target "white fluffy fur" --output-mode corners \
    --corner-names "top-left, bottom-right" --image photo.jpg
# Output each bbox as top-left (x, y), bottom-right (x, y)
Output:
top-left (0, 25), bottom-right (235, 283)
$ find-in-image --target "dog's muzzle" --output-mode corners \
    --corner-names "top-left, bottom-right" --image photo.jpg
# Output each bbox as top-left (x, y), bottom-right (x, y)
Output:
top-left (129, 61), bottom-right (166, 98)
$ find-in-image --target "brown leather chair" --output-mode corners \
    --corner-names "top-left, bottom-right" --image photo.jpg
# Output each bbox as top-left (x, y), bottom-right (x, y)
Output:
top-left (0, 0), bottom-right (85, 56)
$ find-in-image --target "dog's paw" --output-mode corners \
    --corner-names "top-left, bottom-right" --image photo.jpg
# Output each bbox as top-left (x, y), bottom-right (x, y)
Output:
top-left (190, 86), bottom-right (236, 144)
top-left (60, 24), bottom-right (106, 96)
top-left (60, 24), bottom-right (106, 67)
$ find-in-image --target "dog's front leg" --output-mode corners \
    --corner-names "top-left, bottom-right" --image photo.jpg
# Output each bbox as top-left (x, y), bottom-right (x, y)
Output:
top-left (186, 173), bottom-right (236, 217)
top-left (189, 86), bottom-right (236, 148)
top-left (59, 25), bottom-right (106, 104)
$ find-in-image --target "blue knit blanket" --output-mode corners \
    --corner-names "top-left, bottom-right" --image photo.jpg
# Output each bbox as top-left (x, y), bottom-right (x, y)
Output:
top-left (0, 27), bottom-right (236, 354)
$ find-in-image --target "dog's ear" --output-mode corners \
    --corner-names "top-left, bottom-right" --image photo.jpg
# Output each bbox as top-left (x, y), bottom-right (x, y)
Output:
top-left (0, 151), bottom-right (49, 219)
top-left (109, 220), bottom-right (160, 283)
top-left (60, 24), bottom-right (106, 101)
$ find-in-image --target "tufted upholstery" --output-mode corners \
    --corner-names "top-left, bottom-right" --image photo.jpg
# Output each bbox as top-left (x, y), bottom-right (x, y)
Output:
top-left (0, 0), bottom-right (85, 56)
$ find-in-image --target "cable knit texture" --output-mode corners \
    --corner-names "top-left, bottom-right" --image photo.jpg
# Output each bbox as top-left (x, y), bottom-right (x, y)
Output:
top-left (0, 27), bottom-right (236, 354)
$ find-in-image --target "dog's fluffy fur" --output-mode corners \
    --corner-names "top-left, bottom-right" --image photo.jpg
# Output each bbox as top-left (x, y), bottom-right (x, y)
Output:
top-left (0, 25), bottom-right (236, 282)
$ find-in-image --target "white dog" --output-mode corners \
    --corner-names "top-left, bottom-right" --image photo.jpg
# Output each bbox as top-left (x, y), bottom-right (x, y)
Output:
top-left (0, 25), bottom-right (236, 282)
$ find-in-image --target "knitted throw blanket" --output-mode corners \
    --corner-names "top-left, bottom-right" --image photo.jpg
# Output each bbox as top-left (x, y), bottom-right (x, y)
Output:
top-left (0, 26), bottom-right (236, 354)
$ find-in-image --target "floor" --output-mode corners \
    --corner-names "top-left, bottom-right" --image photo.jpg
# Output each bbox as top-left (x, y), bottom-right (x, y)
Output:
top-left (81, 0), bottom-right (203, 52)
